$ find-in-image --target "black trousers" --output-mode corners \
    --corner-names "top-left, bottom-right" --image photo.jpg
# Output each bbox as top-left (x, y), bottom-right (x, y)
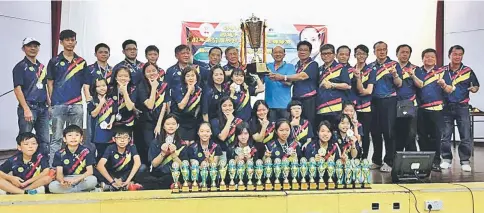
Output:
top-left (370, 97), bottom-right (397, 166)
top-left (395, 116), bottom-right (417, 152)
top-left (417, 108), bottom-right (443, 164)
top-left (357, 112), bottom-right (372, 159)
top-left (293, 96), bottom-right (316, 131)
top-left (134, 120), bottom-right (155, 165)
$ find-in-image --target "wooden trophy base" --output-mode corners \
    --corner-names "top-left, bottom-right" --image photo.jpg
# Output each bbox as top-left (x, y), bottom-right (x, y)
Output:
top-left (210, 186), bottom-right (218, 192)
top-left (309, 182), bottom-right (318, 190)
top-left (327, 182), bottom-right (335, 190)
top-left (274, 183), bottom-right (282, 191)
top-left (318, 182), bottom-right (326, 190)
top-left (291, 183), bottom-right (300, 190)
top-left (283, 183), bottom-right (291, 190)
top-left (219, 184), bottom-right (227, 191)
top-left (265, 183), bottom-right (273, 191)
top-left (237, 185), bottom-right (246, 191)
top-left (247, 184), bottom-right (255, 191)
top-left (201, 187), bottom-right (208, 192)
top-left (181, 185), bottom-right (190, 193)
top-left (256, 185), bottom-right (264, 191)
top-left (191, 185), bottom-right (199, 192)
top-left (300, 182), bottom-right (308, 190)
top-left (228, 185), bottom-right (236, 191)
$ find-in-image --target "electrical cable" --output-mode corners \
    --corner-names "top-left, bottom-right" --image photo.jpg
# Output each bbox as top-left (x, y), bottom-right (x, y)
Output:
top-left (451, 183), bottom-right (475, 213)
top-left (397, 184), bottom-right (421, 213)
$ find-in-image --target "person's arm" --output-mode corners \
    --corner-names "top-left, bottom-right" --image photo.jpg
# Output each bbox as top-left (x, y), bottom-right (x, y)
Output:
top-left (83, 85), bottom-right (91, 102)
top-left (13, 86), bottom-right (31, 119)
top-left (143, 85), bottom-right (158, 110)
top-left (47, 80), bottom-right (54, 102)
top-left (410, 68), bottom-right (424, 88)
top-left (55, 166), bottom-right (64, 182)
top-left (74, 165), bottom-right (94, 183)
top-left (46, 59), bottom-right (55, 103)
top-left (218, 118), bottom-right (232, 141)
top-left (151, 150), bottom-right (167, 168)
top-left (124, 155), bottom-right (141, 183)
top-left (90, 101), bottom-right (104, 118)
top-left (254, 76), bottom-right (265, 94)
top-left (252, 122), bottom-right (268, 143)
top-left (155, 103), bottom-right (167, 131)
top-left (177, 87), bottom-right (193, 110)
top-left (96, 158), bottom-right (115, 184)
top-left (392, 66), bottom-right (403, 87)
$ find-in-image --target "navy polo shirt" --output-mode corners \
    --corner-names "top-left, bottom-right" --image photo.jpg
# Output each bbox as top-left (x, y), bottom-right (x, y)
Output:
top-left (397, 63), bottom-right (419, 105)
top-left (112, 85), bottom-right (137, 127)
top-left (444, 64), bottom-right (480, 104)
top-left (12, 57), bottom-right (47, 103)
top-left (210, 117), bottom-right (244, 151)
top-left (202, 85), bottom-right (228, 120)
top-left (231, 85), bottom-right (255, 121)
top-left (148, 139), bottom-right (189, 176)
top-left (113, 59), bottom-right (145, 85)
top-left (0, 152), bottom-right (49, 181)
top-left (101, 143), bottom-right (139, 176)
top-left (188, 140), bottom-right (222, 162)
top-left (416, 66), bottom-right (451, 111)
top-left (87, 62), bottom-right (113, 85)
top-left (304, 140), bottom-right (340, 161)
top-left (293, 59), bottom-right (319, 99)
top-left (264, 61), bottom-right (296, 109)
top-left (347, 65), bottom-right (359, 104)
top-left (193, 60), bottom-right (210, 86)
top-left (289, 119), bottom-right (314, 148)
top-left (266, 139), bottom-right (301, 162)
top-left (335, 133), bottom-right (362, 160)
top-left (356, 66), bottom-right (376, 112)
top-left (317, 61), bottom-right (350, 115)
top-left (136, 80), bottom-right (169, 123)
top-left (166, 63), bottom-right (184, 93)
top-left (52, 145), bottom-right (96, 176)
top-left (87, 95), bottom-right (118, 143)
top-left (170, 84), bottom-right (203, 119)
top-left (46, 52), bottom-right (88, 105)
top-left (369, 57), bottom-right (402, 99)
top-left (249, 119), bottom-right (276, 144)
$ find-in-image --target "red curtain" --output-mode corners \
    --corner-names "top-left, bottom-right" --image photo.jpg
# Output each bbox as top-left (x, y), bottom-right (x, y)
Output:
top-left (436, 0), bottom-right (444, 66)
top-left (51, 0), bottom-right (62, 57)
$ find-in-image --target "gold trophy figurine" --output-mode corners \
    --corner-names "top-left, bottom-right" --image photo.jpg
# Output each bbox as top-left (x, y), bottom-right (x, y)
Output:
top-left (219, 160), bottom-right (228, 191)
top-left (171, 162), bottom-right (181, 193)
top-left (209, 162), bottom-right (218, 191)
top-left (290, 158), bottom-right (300, 190)
top-left (190, 160), bottom-right (200, 192)
top-left (181, 160), bottom-right (190, 192)
top-left (240, 14), bottom-right (268, 74)
top-left (255, 159), bottom-right (264, 191)
top-left (228, 159), bottom-right (237, 191)
top-left (246, 159), bottom-right (255, 191)
top-left (273, 158), bottom-right (282, 191)
top-left (308, 157), bottom-right (318, 190)
top-left (299, 157), bottom-right (308, 190)
top-left (335, 159), bottom-right (344, 189)
top-left (317, 159), bottom-right (327, 190)
top-left (200, 161), bottom-right (209, 192)
top-left (264, 158), bottom-right (273, 191)
top-left (327, 159), bottom-right (336, 190)
top-left (281, 158), bottom-right (291, 190)
top-left (236, 160), bottom-right (246, 191)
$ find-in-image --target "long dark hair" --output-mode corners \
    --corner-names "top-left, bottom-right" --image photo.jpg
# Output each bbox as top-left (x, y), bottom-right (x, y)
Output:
top-left (217, 96), bottom-right (235, 127)
top-left (317, 120), bottom-right (333, 143)
top-left (251, 100), bottom-right (270, 132)
top-left (232, 121), bottom-right (251, 148)
top-left (109, 66), bottom-right (134, 96)
top-left (90, 77), bottom-right (109, 104)
top-left (141, 62), bottom-right (160, 93)
top-left (157, 114), bottom-right (182, 146)
top-left (274, 119), bottom-right (291, 140)
top-left (336, 114), bottom-right (354, 139)
top-left (229, 68), bottom-right (248, 91)
top-left (209, 65), bottom-right (226, 89)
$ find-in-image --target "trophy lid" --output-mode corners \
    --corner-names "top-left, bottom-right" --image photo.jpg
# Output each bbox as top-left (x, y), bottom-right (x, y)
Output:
top-left (182, 160), bottom-right (190, 167)
top-left (245, 13), bottom-right (261, 23)
top-left (247, 159), bottom-right (254, 166)
top-left (201, 161), bottom-right (209, 168)
top-left (172, 162), bottom-right (179, 169)
top-left (228, 159), bottom-right (236, 166)
top-left (219, 159), bottom-right (227, 167)
top-left (237, 160), bottom-right (245, 166)
top-left (255, 159), bottom-right (263, 166)
top-left (274, 158), bottom-right (282, 164)
top-left (300, 157), bottom-right (308, 164)
top-left (191, 159), bottom-right (199, 166)
top-left (309, 157), bottom-right (316, 163)
top-left (209, 162), bottom-right (217, 168)
top-left (264, 158), bottom-right (272, 164)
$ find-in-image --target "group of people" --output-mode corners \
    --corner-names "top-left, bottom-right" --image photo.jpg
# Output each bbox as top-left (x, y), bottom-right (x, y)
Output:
top-left (0, 28), bottom-right (479, 195)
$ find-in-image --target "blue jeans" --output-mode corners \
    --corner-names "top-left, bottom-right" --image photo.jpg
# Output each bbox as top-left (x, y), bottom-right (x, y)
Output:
top-left (17, 103), bottom-right (50, 155)
top-left (49, 104), bottom-right (83, 165)
top-left (441, 104), bottom-right (472, 165)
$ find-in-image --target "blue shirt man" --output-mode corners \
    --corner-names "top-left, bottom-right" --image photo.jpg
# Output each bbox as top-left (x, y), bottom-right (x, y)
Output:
top-left (265, 46), bottom-right (296, 121)
top-left (12, 38), bottom-right (50, 155)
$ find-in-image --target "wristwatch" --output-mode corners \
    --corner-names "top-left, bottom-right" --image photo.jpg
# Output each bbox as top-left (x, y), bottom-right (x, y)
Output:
top-left (284, 75), bottom-right (287, 81)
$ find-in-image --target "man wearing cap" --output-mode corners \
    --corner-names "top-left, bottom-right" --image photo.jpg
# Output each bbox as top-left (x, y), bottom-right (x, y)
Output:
top-left (47, 29), bottom-right (89, 165)
top-left (12, 38), bottom-right (50, 156)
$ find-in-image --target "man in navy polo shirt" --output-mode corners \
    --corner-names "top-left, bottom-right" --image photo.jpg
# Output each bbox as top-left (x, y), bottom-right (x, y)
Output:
top-left (12, 37), bottom-right (49, 155)
top-left (265, 46), bottom-right (295, 120)
top-left (223, 46), bottom-right (244, 77)
top-left (368, 41), bottom-right (402, 172)
top-left (113, 40), bottom-right (145, 85)
top-left (441, 45), bottom-right (480, 172)
top-left (269, 41), bottom-right (319, 130)
top-left (166, 44), bottom-right (192, 92)
top-left (83, 43), bottom-right (112, 153)
top-left (47, 29), bottom-right (89, 165)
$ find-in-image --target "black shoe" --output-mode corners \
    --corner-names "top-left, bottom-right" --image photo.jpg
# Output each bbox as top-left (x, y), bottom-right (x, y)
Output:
top-left (432, 163), bottom-right (441, 172)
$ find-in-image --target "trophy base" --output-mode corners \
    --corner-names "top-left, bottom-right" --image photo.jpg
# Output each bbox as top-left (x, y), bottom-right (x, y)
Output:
top-left (300, 182), bottom-right (308, 190)
top-left (237, 185), bottom-right (246, 191)
top-left (191, 185), bottom-right (199, 192)
top-left (291, 183), bottom-right (300, 190)
top-left (220, 185), bottom-right (227, 191)
top-left (283, 183), bottom-right (291, 190)
top-left (228, 185), bottom-right (236, 191)
top-left (256, 185), bottom-right (264, 191)
top-left (265, 183), bottom-right (273, 191)
top-left (318, 182), bottom-right (326, 190)
top-left (172, 187), bottom-right (180, 193)
top-left (181, 186), bottom-right (190, 193)
top-left (327, 182), bottom-right (335, 190)
top-left (274, 183), bottom-right (282, 191)
top-left (247, 62), bottom-right (269, 75)
top-left (356, 183), bottom-right (363, 189)
top-left (336, 183), bottom-right (343, 189)
top-left (309, 182), bottom-right (318, 190)
top-left (210, 186), bottom-right (218, 192)
top-left (201, 187), bottom-right (208, 192)
top-left (247, 185), bottom-right (255, 191)
top-left (364, 183), bottom-right (371, 189)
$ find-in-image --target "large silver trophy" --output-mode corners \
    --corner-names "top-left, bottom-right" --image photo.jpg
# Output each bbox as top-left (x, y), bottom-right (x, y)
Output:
top-left (241, 14), bottom-right (268, 74)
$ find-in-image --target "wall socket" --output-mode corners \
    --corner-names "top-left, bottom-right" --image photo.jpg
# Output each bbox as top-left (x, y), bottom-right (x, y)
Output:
top-left (425, 200), bottom-right (443, 211)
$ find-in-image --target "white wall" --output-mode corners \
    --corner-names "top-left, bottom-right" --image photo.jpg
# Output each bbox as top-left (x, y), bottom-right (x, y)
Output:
top-left (0, 1), bottom-right (51, 150)
top-left (444, 1), bottom-right (484, 141)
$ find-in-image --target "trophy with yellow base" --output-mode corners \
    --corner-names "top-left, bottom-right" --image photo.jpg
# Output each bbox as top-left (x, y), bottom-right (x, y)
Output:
top-left (255, 159), bottom-right (264, 191)
top-left (181, 160), bottom-right (190, 192)
top-left (308, 157), bottom-right (318, 190)
top-left (344, 160), bottom-right (353, 189)
top-left (317, 158), bottom-right (327, 190)
top-left (281, 158), bottom-right (291, 190)
top-left (228, 159), bottom-right (237, 191)
top-left (246, 159), bottom-right (255, 191)
top-left (290, 158), bottom-right (299, 190)
top-left (236, 160), bottom-right (246, 191)
top-left (219, 160), bottom-right (228, 191)
top-left (327, 159), bottom-right (336, 190)
top-left (335, 159), bottom-right (344, 189)
top-left (171, 162), bottom-right (181, 193)
top-left (200, 161), bottom-right (209, 192)
top-left (264, 158), bottom-right (273, 190)
top-left (353, 159), bottom-right (363, 189)
top-left (209, 162), bottom-right (218, 191)
top-left (273, 158), bottom-right (282, 191)
top-left (190, 160), bottom-right (200, 192)
top-left (299, 157), bottom-right (308, 190)
top-left (362, 159), bottom-right (371, 189)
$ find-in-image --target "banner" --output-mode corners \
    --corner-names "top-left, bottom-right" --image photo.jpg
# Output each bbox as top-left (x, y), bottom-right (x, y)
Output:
top-left (181, 21), bottom-right (327, 65)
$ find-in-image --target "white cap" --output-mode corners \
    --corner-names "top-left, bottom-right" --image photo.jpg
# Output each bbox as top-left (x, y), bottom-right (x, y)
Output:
top-left (22, 37), bottom-right (41, 47)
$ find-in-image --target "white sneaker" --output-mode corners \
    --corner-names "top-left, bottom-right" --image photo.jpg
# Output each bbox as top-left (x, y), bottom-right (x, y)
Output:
top-left (462, 165), bottom-right (472, 172)
top-left (0, 189), bottom-right (6, 195)
top-left (35, 186), bottom-right (45, 194)
top-left (440, 162), bottom-right (451, 169)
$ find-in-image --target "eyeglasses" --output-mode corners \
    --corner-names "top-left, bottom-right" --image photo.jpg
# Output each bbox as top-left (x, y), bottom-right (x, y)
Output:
top-left (321, 52), bottom-right (333, 56)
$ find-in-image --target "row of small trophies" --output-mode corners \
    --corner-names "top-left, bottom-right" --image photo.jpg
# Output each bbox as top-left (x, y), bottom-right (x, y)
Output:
top-left (171, 157), bottom-right (372, 193)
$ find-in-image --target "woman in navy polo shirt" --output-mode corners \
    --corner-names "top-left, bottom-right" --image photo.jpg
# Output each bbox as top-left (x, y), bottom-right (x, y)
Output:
top-left (134, 63), bottom-right (168, 164)
top-left (188, 122), bottom-right (222, 164)
top-left (202, 65), bottom-right (228, 122)
top-left (227, 122), bottom-right (258, 161)
top-left (210, 96), bottom-right (243, 155)
top-left (229, 68), bottom-right (264, 121)
top-left (287, 100), bottom-right (314, 151)
top-left (171, 66), bottom-right (203, 143)
top-left (263, 119), bottom-right (301, 162)
top-left (250, 100), bottom-right (275, 155)
top-left (110, 66), bottom-right (137, 128)
top-left (335, 114), bottom-right (361, 162)
top-left (304, 120), bottom-right (340, 162)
